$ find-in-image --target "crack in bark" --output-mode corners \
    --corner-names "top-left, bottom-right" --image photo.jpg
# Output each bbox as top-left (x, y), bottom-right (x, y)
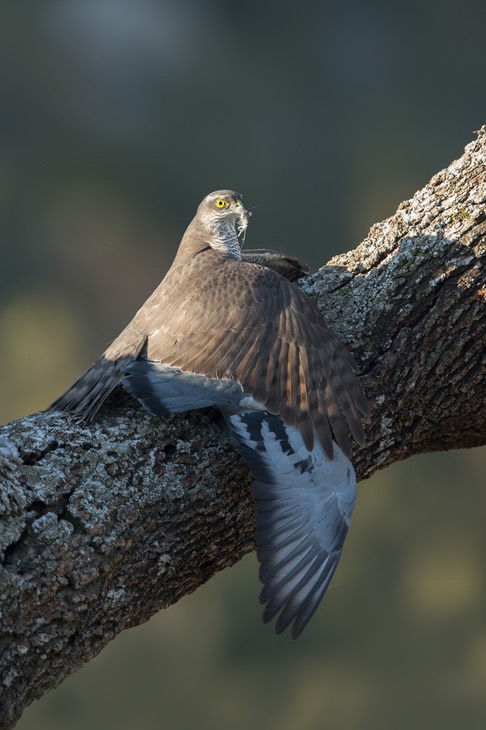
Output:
top-left (18, 440), bottom-right (60, 466)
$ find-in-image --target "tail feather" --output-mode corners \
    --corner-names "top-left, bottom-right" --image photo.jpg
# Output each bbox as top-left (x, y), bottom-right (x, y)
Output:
top-left (47, 355), bottom-right (129, 420)
top-left (48, 325), bottom-right (147, 420)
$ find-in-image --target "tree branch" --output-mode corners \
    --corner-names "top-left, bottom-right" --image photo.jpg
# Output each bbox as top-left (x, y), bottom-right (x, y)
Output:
top-left (1, 128), bottom-right (485, 729)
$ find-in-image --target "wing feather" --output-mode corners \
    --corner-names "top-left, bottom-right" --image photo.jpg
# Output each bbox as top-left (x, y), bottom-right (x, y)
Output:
top-left (132, 254), bottom-right (367, 454)
top-left (228, 411), bottom-right (356, 637)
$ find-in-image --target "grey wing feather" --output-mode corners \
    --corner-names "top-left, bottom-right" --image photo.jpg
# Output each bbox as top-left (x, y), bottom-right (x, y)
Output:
top-left (228, 410), bottom-right (356, 638)
top-left (122, 360), bottom-right (247, 414)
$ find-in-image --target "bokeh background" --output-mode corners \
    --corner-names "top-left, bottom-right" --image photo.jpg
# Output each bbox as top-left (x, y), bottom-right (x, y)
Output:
top-left (1, 1), bottom-right (485, 728)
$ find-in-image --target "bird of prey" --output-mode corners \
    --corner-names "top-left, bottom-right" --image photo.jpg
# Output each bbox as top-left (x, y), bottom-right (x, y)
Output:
top-left (49, 190), bottom-right (369, 638)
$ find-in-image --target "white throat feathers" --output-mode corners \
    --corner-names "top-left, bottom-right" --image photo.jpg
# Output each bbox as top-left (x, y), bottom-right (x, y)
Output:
top-left (207, 216), bottom-right (242, 259)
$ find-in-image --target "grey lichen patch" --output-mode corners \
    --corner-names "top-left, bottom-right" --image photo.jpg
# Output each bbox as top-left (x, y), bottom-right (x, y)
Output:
top-left (308, 145), bottom-right (484, 366)
top-left (105, 587), bottom-right (127, 604)
top-left (1, 404), bottom-right (242, 626)
top-left (156, 560), bottom-right (174, 579)
top-left (0, 486), bottom-right (27, 558)
top-left (30, 512), bottom-right (74, 542)
top-left (0, 438), bottom-right (21, 469)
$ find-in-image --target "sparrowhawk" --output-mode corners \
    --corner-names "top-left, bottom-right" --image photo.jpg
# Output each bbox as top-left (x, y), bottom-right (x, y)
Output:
top-left (49, 190), bottom-right (369, 638)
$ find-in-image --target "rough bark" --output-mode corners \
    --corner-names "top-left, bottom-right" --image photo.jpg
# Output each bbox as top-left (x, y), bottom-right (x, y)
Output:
top-left (0, 129), bottom-right (485, 729)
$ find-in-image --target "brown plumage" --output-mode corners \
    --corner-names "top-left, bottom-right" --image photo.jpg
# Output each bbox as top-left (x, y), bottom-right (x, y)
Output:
top-left (48, 189), bottom-right (368, 458)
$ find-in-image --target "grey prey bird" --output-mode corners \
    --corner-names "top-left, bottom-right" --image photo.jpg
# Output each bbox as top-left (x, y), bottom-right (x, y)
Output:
top-left (49, 190), bottom-right (369, 638)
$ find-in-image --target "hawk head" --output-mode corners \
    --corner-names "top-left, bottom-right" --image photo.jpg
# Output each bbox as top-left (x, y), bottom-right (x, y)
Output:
top-left (198, 190), bottom-right (249, 244)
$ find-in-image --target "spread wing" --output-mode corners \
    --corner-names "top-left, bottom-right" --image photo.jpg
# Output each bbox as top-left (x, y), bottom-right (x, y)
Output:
top-left (132, 254), bottom-right (368, 457)
top-left (228, 410), bottom-right (356, 638)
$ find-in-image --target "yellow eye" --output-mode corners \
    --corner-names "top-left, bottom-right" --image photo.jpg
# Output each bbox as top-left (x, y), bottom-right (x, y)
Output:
top-left (215, 199), bottom-right (228, 209)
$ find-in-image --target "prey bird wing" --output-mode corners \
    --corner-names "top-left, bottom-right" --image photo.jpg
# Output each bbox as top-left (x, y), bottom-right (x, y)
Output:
top-left (240, 248), bottom-right (311, 281)
top-left (227, 411), bottom-right (356, 638)
top-left (48, 189), bottom-right (369, 637)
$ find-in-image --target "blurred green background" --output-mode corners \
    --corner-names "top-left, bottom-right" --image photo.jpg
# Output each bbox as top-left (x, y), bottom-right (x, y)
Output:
top-left (1, 1), bottom-right (485, 728)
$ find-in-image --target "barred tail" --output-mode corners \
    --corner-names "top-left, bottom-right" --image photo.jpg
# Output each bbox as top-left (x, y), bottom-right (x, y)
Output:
top-left (47, 356), bottom-right (125, 420)
top-left (47, 329), bottom-right (147, 421)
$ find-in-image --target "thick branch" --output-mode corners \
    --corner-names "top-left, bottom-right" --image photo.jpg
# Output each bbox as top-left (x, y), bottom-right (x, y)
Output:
top-left (1, 129), bottom-right (485, 729)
